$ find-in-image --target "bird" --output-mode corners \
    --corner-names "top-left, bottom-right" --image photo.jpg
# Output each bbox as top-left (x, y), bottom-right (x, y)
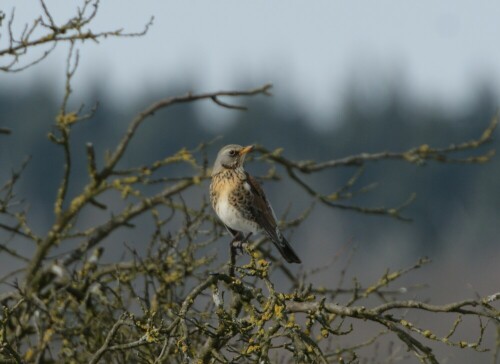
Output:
top-left (210, 144), bottom-right (301, 264)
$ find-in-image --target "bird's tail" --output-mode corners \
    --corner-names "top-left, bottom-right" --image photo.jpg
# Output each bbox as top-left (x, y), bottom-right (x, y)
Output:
top-left (272, 235), bottom-right (301, 264)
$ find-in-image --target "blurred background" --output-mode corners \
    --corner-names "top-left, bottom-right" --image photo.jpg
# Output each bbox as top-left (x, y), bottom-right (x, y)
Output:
top-left (1, 1), bottom-right (499, 362)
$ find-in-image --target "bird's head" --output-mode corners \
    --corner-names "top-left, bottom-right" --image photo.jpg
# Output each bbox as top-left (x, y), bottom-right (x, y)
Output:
top-left (212, 144), bottom-right (253, 175)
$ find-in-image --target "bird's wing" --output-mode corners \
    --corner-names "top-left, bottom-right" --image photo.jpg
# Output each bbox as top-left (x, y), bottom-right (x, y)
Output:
top-left (245, 172), bottom-right (302, 263)
top-left (244, 173), bottom-right (282, 242)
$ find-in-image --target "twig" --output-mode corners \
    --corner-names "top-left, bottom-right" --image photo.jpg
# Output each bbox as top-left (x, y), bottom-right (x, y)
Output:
top-left (88, 314), bottom-right (128, 364)
top-left (0, 1), bottom-right (153, 72)
top-left (256, 115), bottom-right (498, 173)
top-left (99, 83), bottom-right (272, 180)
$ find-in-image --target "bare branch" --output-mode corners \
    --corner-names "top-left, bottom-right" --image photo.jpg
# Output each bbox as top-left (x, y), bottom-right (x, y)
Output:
top-left (88, 314), bottom-right (129, 364)
top-left (1, 4), bottom-right (498, 362)
top-left (99, 83), bottom-right (273, 180)
top-left (253, 115), bottom-right (498, 220)
top-left (257, 116), bottom-right (498, 173)
top-left (0, 1), bottom-right (153, 72)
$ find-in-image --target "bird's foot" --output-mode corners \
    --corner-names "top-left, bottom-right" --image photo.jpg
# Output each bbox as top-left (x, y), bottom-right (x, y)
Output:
top-left (228, 233), bottom-right (253, 277)
top-left (230, 232), bottom-right (252, 255)
top-left (230, 240), bottom-right (247, 255)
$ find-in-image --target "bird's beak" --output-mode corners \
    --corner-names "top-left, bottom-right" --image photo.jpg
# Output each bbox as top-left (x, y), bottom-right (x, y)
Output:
top-left (239, 145), bottom-right (254, 156)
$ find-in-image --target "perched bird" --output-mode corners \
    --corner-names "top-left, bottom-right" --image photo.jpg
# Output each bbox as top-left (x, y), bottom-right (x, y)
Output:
top-left (210, 144), bottom-right (301, 264)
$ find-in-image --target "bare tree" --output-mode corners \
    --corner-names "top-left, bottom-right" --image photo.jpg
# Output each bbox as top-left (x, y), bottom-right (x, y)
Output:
top-left (0, 0), bottom-right (152, 73)
top-left (1, 2), bottom-right (499, 363)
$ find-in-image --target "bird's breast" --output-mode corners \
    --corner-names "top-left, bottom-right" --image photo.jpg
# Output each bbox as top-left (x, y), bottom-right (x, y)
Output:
top-left (210, 173), bottom-right (256, 233)
top-left (215, 190), bottom-right (259, 234)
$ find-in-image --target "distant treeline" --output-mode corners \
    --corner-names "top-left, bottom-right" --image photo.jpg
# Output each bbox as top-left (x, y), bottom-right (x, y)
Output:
top-left (0, 81), bottom-right (498, 254)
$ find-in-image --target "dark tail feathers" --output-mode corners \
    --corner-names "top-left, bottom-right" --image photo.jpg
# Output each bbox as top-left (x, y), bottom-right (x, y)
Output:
top-left (273, 236), bottom-right (301, 264)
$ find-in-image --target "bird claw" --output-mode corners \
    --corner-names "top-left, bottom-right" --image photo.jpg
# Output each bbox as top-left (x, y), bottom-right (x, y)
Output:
top-left (230, 232), bottom-right (252, 255)
top-left (231, 240), bottom-right (246, 255)
top-left (228, 233), bottom-right (253, 277)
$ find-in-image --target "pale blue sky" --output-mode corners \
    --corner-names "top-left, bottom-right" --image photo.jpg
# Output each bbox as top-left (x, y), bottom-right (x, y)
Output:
top-left (2, 1), bottom-right (500, 124)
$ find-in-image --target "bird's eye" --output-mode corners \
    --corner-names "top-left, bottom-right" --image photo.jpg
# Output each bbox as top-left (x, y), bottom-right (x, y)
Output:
top-left (228, 150), bottom-right (236, 156)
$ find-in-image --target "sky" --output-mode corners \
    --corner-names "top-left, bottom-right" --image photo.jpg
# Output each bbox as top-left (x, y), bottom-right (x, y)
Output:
top-left (2, 1), bottom-right (500, 125)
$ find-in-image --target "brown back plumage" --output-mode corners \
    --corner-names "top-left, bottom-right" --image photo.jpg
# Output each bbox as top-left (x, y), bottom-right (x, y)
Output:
top-left (244, 173), bottom-right (302, 263)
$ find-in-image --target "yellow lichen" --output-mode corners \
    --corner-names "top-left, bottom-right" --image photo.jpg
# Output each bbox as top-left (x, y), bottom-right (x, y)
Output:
top-left (162, 270), bottom-right (183, 284)
top-left (418, 144), bottom-right (430, 153)
top-left (56, 112), bottom-right (78, 126)
top-left (24, 348), bottom-right (34, 361)
top-left (422, 330), bottom-right (436, 339)
top-left (120, 185), bottom-right (132, 198)
top-left (274, 304), bottom-right (284, 320)
top-left (386, 272), bottom-right (400, 281)
top-left (69, 194), bottom-right (87, 213)
top-left (246, 344), bottom-right (260, 354)
top-left (122, 176), bottom-right (139, 184)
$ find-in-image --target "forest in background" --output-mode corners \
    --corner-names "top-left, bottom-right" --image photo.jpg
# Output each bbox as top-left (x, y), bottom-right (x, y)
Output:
top-left (1, 1), bottom-right (500, 361)
top-left (1, 78), bottom-right (498, 262)
top-left (1, 75), bottom-right (499, 363)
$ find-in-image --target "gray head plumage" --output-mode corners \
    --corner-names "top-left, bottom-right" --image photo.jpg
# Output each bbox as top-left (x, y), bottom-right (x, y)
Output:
top-left (211, 144), bottom-right (253, 176)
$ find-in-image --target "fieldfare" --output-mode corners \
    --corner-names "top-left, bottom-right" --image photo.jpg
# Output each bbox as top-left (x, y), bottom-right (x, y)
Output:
top-left (210, 144), bottom-right (301, 264)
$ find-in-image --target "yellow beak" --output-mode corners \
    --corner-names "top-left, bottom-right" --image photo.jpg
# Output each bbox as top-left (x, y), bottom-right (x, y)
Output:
top-left (239, 145), bottom-right (254, 155)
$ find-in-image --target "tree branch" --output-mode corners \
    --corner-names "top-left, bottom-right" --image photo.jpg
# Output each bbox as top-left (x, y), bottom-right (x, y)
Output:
top-left (99, 83), bottom-right (272, 180)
